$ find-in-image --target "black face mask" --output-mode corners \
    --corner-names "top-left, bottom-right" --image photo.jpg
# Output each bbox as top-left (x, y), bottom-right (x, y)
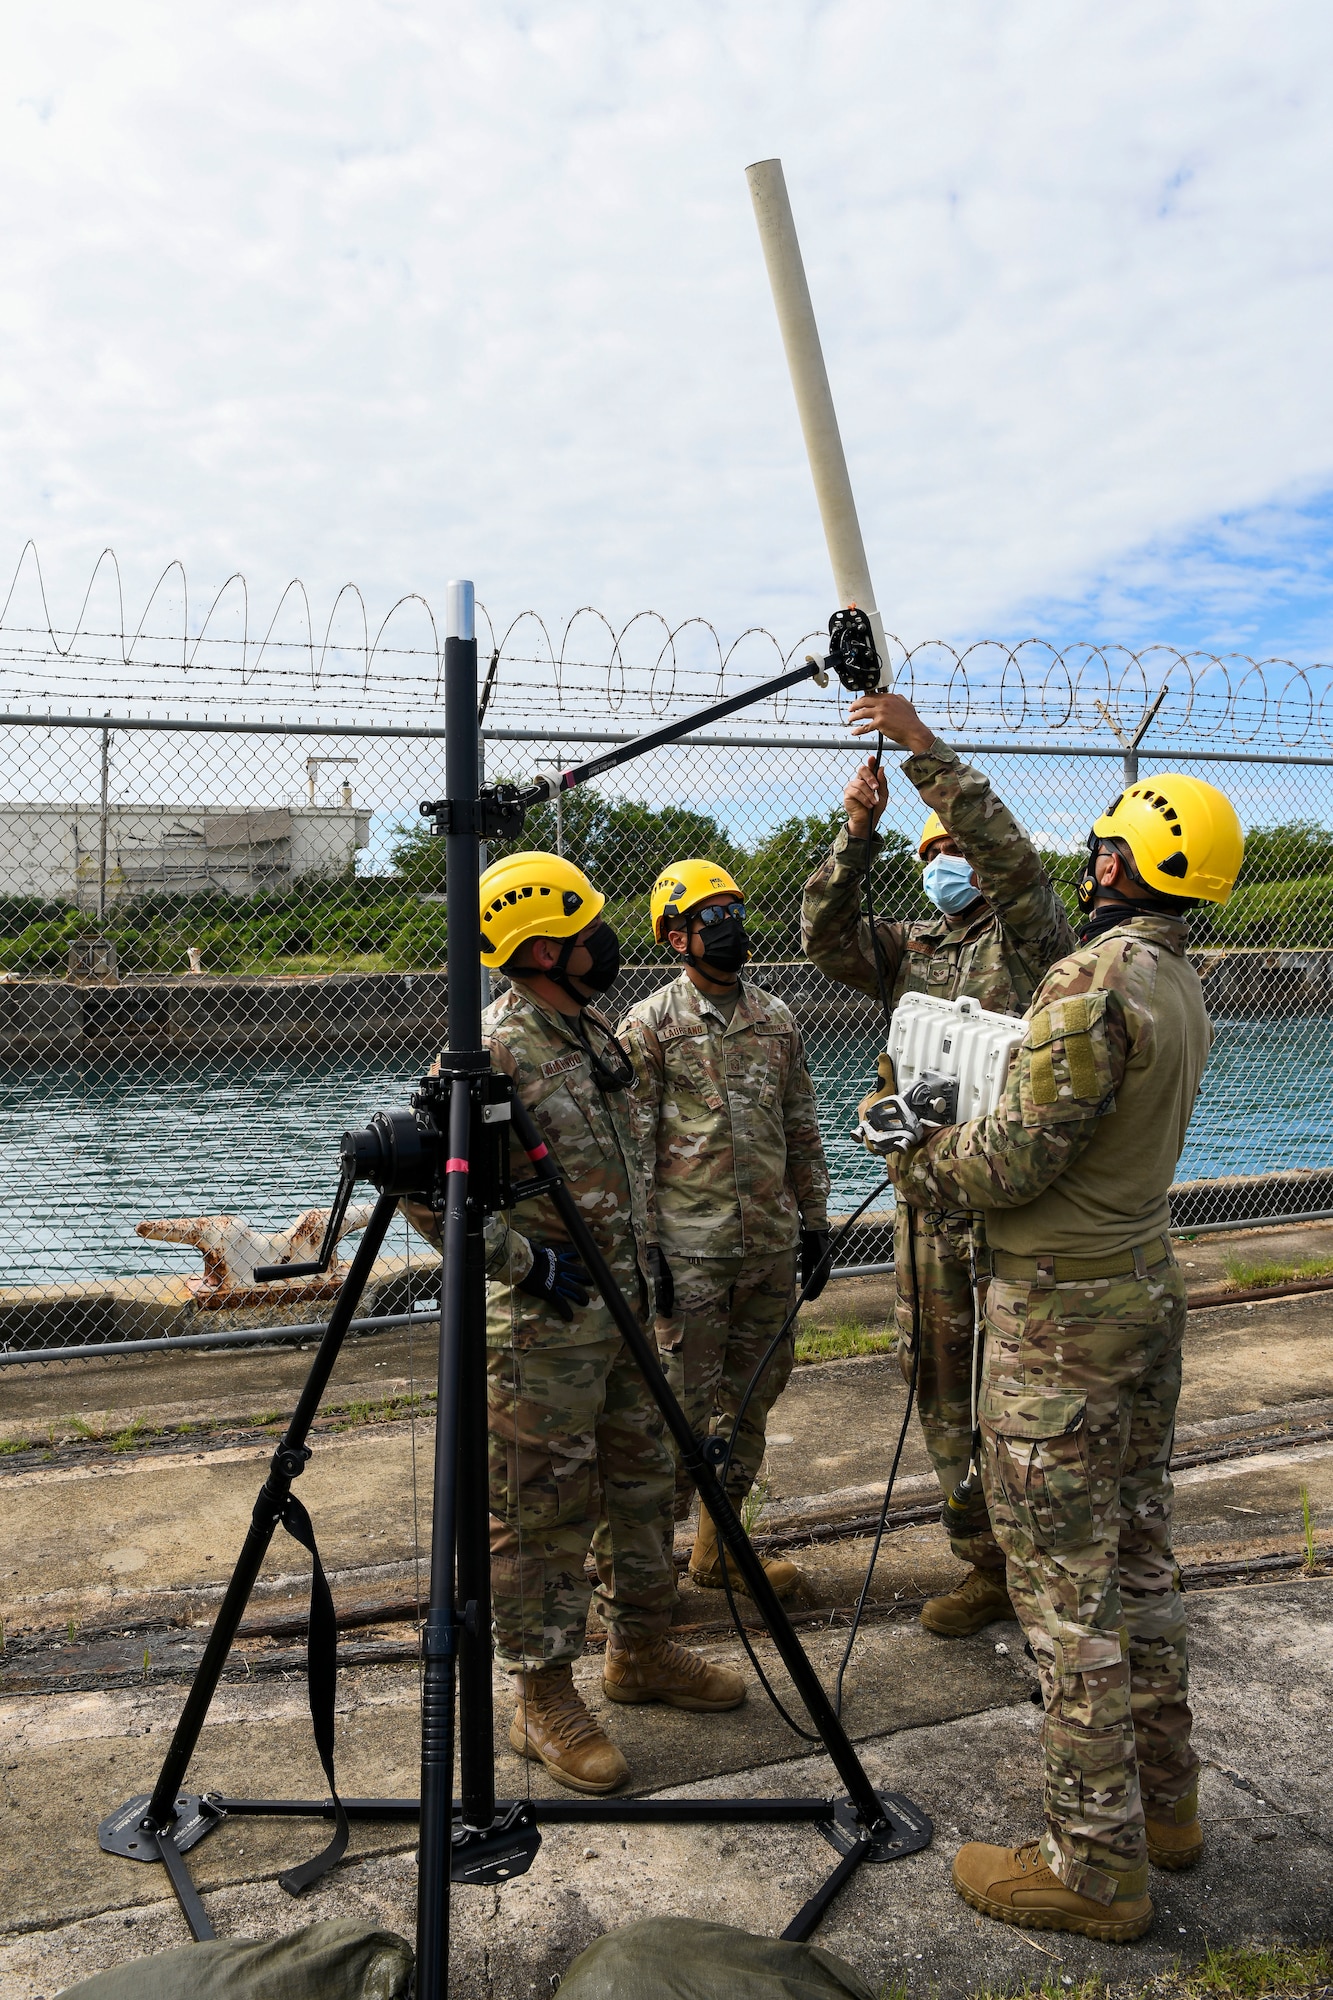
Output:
top-left (550, 921), bottom-right (621, 1001)
top-left (695, 915), bottom-right (750, 980)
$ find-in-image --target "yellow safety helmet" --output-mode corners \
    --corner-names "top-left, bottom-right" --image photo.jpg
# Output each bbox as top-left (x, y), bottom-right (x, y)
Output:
top-left (650, 859), bottom-right (744, 942)
top-left (1091, 774), bottom-right (1245, 905)
top-left (918, 810), bottom-right (949, 860)
top-left (478, 851), bottom-right (605, 969)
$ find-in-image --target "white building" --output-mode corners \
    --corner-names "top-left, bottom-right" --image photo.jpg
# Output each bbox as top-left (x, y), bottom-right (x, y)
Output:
top-left (0, 805), bottom-right (371, 906)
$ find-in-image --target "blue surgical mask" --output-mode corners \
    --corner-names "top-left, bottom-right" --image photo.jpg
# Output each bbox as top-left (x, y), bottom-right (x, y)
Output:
top-left (922, 852), bottom-right (982, 916)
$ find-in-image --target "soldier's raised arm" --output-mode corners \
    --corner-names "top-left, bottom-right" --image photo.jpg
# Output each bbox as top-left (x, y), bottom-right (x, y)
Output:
top-left (849, 690), bottom-right (1074, 986)
top-left (886, 960), bottom-right (1133, 1215)
top-left (801, 755), bottom-right (910, 996)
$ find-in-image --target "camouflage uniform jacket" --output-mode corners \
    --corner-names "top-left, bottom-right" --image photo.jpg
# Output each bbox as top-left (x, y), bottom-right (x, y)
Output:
top-left (618, 971), bottom-right (830, 1259)
top-left (801, 736), bottom-right (1074, 1018)
top-left (887, 914), bottom-right (1211, 1257)
top-left (480, 983), bottom-right (649, 1348)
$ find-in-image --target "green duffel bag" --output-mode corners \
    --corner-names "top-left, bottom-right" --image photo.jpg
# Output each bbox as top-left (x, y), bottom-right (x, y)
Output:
top-left (57, 1919), bottom-right (412, 2000)
top-left (557, 1917), bottom-right (876, 2000)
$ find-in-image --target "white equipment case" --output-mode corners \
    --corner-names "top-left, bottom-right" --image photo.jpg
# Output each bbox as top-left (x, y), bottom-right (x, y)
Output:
top-left (887, 992), bottom-right (1026, 1123)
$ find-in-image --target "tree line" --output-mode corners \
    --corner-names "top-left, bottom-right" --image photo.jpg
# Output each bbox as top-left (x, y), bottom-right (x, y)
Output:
top-left (0, 803), bottom-right (1324, 977)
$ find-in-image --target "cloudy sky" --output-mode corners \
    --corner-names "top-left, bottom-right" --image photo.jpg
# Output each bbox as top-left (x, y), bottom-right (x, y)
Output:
top-left (2, 0), bottom-right (1332, 669)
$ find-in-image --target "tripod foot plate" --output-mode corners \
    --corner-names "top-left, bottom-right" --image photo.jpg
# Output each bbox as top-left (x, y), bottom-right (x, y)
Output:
top-left (817, 1791), bottom-right (932, 1863)
top-left (99, 1793), bottom-right (226, 1861)
top-left (451, 1801), bottom-right (541, 1885)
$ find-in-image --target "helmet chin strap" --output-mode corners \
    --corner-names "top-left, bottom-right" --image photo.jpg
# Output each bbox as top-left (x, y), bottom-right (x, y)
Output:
top-left (546, 933), bottom-right (592, 1006)
top-left (1077, 840), bottom-right (1193, 939)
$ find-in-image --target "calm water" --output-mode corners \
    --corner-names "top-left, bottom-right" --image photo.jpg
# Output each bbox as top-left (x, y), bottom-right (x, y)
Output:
top-left (2, 1015), bottom-right (1330, 1282)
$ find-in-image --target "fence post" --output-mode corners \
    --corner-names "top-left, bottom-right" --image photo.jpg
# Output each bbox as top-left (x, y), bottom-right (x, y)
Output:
top-left (96, 720), bottom-right (111, 921)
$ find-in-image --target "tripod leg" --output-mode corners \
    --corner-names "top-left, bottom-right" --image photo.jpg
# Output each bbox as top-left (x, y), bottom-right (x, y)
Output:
top-left (781, 1838), bottom-right (870, 1943)
top-left (139, 1193), bottom-right (401, 1835)
top-left (506, 1095), bottom-right (888, 1837)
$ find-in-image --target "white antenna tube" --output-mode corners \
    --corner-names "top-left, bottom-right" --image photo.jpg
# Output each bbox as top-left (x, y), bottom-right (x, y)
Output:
top-left (745, 158), bottom-right (890, 685)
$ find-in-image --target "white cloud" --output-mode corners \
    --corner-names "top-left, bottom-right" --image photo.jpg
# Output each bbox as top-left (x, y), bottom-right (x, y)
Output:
top-left (1, 0), bottom-right (1332, 665)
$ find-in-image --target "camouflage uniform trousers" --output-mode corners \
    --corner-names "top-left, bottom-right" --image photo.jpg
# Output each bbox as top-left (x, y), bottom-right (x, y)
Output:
top-left (655, 1248), bottom-right (798, 1521)
top-left (979, 1255), bottom-right (1198, 1904)
top-left (892, 1203), bottom-right (1006, 1573)
top-left (486, 1326), bottom-right (678, 1674)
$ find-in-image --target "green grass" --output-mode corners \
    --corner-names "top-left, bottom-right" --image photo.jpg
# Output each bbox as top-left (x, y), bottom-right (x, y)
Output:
top-left (794, 1313), bottom-right (897, 1365)
top-left (1188, 1941), bottom-right (1332, 1998)
top-left (1223, 1254), bottom-right (1333, 1290)
top-left (740, 1474), bottom-right (770, 1538)
top-left (324, 1390), bottom-right (433, 1430)
top-left (967, 1943), bottom-right (1332, 2000)
top-left (110, 1420), bottom-right (149, 1453)
top-left (1301, 1485), bottom-right (1319, 1573)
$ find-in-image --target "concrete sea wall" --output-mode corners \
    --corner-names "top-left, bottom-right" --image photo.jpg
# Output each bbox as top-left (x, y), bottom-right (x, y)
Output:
top-left (0, 949), bottom-right (1324, 1062)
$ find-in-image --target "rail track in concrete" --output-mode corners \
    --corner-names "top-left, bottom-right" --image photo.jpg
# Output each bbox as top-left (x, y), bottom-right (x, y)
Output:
top-left (2, 1401), bottom-right (1328, 1697)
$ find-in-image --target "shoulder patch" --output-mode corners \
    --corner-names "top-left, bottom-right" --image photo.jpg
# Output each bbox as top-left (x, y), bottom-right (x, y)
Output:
top-left (540, 1051), bottom-right (586, 1079)
top-left (1021, 989), bottom-right (1115, 1121)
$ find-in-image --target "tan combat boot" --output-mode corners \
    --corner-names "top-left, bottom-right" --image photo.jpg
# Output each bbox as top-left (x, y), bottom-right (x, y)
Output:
top-left (508, 1664), bottom-right (629, 1795)
top-left (1146, 1786), bottom-right (1203, 1870)
top-left (603, 1631), bottom-right (747, 1711)
top-left (920, 1565), bottom-right (1014, 1637)
top-left (688, 1506), bottom-right (802, 1601)
top-left (952, 1840), bottom-right (1153, 1941)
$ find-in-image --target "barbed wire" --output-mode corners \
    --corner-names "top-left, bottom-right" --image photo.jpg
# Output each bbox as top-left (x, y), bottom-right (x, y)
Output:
top-left (2, 542), bottom-right (1328, 748)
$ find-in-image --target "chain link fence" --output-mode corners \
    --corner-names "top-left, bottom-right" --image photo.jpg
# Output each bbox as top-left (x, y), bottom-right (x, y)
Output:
top-left (0, 569), bottom-right (1330, 1362)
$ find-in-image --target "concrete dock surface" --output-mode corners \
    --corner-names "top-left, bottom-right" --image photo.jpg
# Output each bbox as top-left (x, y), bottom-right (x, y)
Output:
top-left (1, 1232), bottom-right (1330, 1995)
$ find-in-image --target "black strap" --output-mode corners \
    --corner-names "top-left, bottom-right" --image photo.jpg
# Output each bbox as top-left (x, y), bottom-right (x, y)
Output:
top-left (276, 1493), bottom-right (350, 1895)
top-left (573, 1011), bottom-right (634, 1093)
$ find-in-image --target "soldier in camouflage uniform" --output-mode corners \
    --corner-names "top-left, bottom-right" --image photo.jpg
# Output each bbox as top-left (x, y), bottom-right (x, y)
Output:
top-left (802, 688), bottom-right (1074, 1636)
top-left (410, 849), bottom-right (745, 1797)
top-left (884, 773), bottom-right (1245, 1940)
top-left (619, 859), bottom-right (832, 1599)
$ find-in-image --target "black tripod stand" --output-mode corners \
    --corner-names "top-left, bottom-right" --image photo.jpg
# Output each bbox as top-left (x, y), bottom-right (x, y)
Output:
top-left (99, 588), bottom-right (930, 1995)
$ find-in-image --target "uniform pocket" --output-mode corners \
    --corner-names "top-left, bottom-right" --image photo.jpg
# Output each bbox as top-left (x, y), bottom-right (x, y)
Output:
top-left (980, 1384), bottom-right (1094, 1551)
top-left (530, 1070), bottom-right (614, 1175)
top-left (486, 1363), bottom-right (598, 1534)
top-left (667, 1042), bottom-right (723, 1112)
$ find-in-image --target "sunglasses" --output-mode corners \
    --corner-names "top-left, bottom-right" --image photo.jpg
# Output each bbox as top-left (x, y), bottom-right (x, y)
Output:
top-left (692, 902), bottom-right (746, 929)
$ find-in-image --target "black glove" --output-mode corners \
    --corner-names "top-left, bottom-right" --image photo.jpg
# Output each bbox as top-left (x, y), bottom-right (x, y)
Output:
top-left (800, 1228), bottom-right (832, 1303)
top-left (518, 1246), bottom-right (591, 1322)
top-left (647, 1245), bottom-right (674, 1318)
